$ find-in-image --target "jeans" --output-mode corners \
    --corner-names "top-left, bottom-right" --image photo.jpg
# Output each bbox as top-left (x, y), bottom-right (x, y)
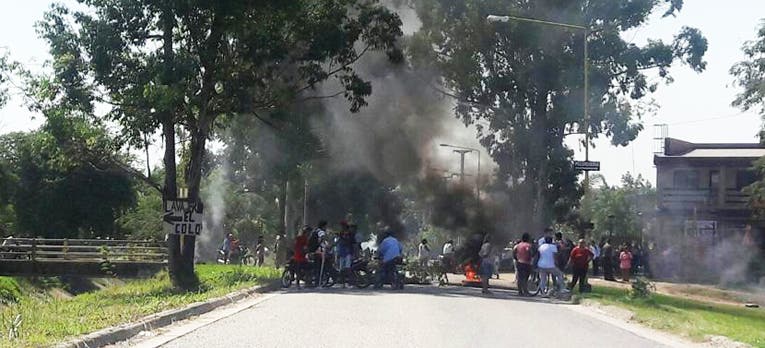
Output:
top-left (516, 262), bottom-right (532, 295)
top-left (375, 260), bottom-right (400, 289)
top-left (569, 266), bottom-right (588, 292)
top-left (539, 267), bottom-right (564, 294)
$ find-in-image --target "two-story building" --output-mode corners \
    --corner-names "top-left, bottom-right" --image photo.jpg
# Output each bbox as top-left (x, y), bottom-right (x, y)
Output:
top-left (654, 138), bottom-right (765, 239)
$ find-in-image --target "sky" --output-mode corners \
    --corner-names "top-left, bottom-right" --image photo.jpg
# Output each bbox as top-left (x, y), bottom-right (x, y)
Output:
top-left (1, 1), bottom-right (764, 187)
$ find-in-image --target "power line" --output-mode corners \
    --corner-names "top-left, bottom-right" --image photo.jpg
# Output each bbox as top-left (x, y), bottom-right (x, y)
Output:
top-left (663, 111), bottom-right (752, 126)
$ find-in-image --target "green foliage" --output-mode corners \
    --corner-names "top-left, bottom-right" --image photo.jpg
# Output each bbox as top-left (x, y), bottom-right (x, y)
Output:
top-left (0, 125), bottom-right (136, 238)
top-left (39, 0), bottom-right (404, 203)
top-left (585, 286), bottom-right (765, 346)
top-left (116, 187), bottom-right (164, 241)
top-left (0, 265), bottom-right (278, 347)
top-left (0, 278), bottom-right (20, 305)
top-left (629, 277), bottom-right (656, 299)
top-left (409, 0), bottom-right (706, 228)
top-left (581, 173), bottom-right (655, 241)
top-left (732, 22), bottom-right (765, 217)
top-left (732, 20), bottom-right (765, 118)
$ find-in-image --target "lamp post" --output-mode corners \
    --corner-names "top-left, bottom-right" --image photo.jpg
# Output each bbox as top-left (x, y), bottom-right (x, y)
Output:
top-left (487, 14), bottom-right (591, 184)
top-left (440, 144), bottom-right (481, 202)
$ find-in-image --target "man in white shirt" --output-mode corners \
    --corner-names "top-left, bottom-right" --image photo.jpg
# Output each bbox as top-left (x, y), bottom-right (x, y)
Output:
top-left (537, 236), bottom-right (566, 296)
top-left (442, 240), bottom-right (455, 272)
top-left (418, 239), bottom-right (430, 266)
top-left (537, 227), bottom-right (553, 246)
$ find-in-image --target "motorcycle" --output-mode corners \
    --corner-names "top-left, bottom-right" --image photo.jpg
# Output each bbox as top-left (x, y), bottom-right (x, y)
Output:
top-left (217, 245), bottom-right (255, 266)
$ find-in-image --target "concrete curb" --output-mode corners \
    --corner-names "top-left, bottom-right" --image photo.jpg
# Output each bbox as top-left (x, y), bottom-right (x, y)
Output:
top-left (56, 280), bottom-right (281, 348)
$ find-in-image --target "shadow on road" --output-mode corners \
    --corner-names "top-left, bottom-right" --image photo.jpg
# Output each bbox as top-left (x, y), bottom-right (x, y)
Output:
top-left (278, 284), bottom-right (572, 305)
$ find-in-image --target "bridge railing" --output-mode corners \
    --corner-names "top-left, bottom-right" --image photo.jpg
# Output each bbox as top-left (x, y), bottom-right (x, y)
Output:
top-left (0, 238), bottom-right (167, 263)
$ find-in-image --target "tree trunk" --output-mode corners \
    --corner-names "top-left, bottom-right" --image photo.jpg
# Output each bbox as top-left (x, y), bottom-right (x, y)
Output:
top-left (278, 178), bottom-right (288, 236)
top-left (159, 6), bottom-right (197, 288)
top-left (530, 91), bottom-right (549, 231)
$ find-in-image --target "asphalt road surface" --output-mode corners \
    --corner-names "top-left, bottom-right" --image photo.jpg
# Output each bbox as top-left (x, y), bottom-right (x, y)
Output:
top-left (143, 285), bottom-right (678, 348)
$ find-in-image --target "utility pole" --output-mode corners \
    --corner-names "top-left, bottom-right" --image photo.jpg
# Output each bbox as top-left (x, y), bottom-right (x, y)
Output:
top-left (454, 149), bottom-right (471, 184)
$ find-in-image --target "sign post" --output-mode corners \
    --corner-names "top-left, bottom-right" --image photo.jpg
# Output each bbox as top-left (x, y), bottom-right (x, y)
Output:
top-left (163, 199), bottom-right (204, 236)
top-left (574, 160), bottom-right (600, 172)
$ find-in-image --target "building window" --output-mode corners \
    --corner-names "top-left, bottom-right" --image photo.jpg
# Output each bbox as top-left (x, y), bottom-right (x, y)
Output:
top-left (673, 170), bottom-right (699, 189)
top-left (736, 170), bottom-right (757, 190)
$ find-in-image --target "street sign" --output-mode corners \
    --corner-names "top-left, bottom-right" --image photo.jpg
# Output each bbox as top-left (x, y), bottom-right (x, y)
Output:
top-left (163, 199), bottom-right (204, 235)
top-left (574, 160), bottom-right (600, 172)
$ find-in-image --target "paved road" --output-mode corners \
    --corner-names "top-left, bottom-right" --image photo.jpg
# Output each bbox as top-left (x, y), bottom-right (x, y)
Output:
top-left (151, 285), bottom-right (672, 348)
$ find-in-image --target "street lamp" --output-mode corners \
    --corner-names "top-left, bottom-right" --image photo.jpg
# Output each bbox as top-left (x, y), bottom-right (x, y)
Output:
top-left (440, 143), bottom-right (481, 202)
top-left (487, 14), bottom-right (591, 183)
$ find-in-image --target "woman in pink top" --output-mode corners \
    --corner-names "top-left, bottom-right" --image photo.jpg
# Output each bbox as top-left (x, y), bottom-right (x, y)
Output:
top-left (619, 246), bottom-right (633, 282)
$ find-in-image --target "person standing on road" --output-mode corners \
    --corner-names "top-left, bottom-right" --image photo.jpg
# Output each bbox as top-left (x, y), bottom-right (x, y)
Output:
top-left (274, 234), bottom-right (285, 268)
top-left (442, 240), bottom-right (455, 272)
top-left (568, 239), bottom-right (594, 293)
top-left (479, 235), bottom-right (494, 295)
top-left (619, 245), bottom-right (633, 282)
top-left (255, 235), bottom-right (265, 266)
top-left (513, 233), bottom-right (533, 296)
top-left (418, 239), bottom-right (431, 267)
top-left (589, 240), bottom-right (601, 276)
top-left (601, 238), bottom-right (616, 281)
top-left (337, 223), bottom-right (355, 288)
top-left (537, 236), bottom-right (566, 297)
top-left (293, 226), bottom-right (310, 288)
top-left (309, 220), bottom-right (329, 287)
top-left (538, 227), bottom-right (553, 246)
top-left (220, 233), bottom-right (233, 264)
top-left (375, 230), bottom-right (403, 289)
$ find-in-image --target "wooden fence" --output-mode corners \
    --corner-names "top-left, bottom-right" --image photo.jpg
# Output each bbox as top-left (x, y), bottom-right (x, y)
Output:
top-left (0, 238), bottom-right (167, 277)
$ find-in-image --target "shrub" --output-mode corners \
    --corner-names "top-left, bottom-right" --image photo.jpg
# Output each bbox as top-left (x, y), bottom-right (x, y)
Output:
top-left (630, 276), bottom-right (656, 298)
top-left (0, 277), bottom-right (21, 304)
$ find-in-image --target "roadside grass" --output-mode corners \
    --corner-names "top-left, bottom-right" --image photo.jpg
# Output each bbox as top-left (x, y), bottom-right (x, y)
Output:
top-left (0, 264), bottom-right (279, 348)
top-left (582, 285), bottom-right (765, 347)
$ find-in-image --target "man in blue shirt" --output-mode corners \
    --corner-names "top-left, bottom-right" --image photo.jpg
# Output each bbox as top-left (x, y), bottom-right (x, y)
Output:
top-left (374, 230), bottom-right (403, 289)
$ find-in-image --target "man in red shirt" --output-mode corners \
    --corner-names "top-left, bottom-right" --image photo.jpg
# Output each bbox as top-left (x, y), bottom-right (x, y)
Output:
top-left (567, 239), bottom-right (594, 293)
top-left (292, 226), bottom-right (310, 288)
top-left (513, 233), bottom-right (534, 296)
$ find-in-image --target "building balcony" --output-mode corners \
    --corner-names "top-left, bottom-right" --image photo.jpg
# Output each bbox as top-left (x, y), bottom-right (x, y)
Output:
top-left (659, 188), bottom-right (751, 211)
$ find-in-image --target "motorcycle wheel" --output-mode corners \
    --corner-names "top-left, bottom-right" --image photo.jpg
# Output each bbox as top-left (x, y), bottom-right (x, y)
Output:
top-left (242, 256), bottom-right (256, 266)
top-left (321, 272), bottom-right (336, 288)
top-left (527, 271), bottom-right (541, 296)
top-left (281, 269), bottom-right (293, 288)
top-left (354, 269), bottom-right (371, 289)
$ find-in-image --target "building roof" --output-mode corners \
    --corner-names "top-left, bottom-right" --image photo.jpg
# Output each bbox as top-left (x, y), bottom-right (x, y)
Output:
top-left (654, 138), bottom-right (765, 165)
top-left (678, 148), bottom-right (765, 158)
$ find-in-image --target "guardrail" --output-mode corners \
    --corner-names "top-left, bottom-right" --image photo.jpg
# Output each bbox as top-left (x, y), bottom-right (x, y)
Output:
top-left (0, 238), bottom-right (168, 277)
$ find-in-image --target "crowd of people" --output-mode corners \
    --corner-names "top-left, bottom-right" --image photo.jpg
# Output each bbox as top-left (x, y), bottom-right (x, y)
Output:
top-left (218, 222), bottom-right (654, 298)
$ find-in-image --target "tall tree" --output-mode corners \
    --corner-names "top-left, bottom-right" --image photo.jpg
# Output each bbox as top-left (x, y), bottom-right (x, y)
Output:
top-left (581, 173), bottom-right (655, 242)
top-left (409, 0), bottom-right (707, 230)
top-left (39, 0), bottom-right (403, 285)
top-left (0, 121), bottom-right (136, 239)
top-left (732, 20), bottom-right (765, 214)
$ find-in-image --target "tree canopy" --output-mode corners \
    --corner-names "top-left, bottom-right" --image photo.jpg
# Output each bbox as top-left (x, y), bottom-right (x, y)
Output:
top-left (408, 0), bottom-right (707, 229)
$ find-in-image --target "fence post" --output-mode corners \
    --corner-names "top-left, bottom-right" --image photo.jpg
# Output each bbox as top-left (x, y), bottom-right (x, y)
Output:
top-left (31, 238), bottom-right (37, 263)
top-left (63, 239), bottom-right (69, 260)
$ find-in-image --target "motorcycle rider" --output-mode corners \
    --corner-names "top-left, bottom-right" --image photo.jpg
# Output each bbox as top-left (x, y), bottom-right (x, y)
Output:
top-left (308, 220), bottom-right (329, 287)
top-left (220, 233), bottom-right (233, 264)
top-left (337, 221), bottom-right (355, 288)
top-left (293, 226), bottom-right (310, 288)
top-left (374, 228), bottom-right (403, 290)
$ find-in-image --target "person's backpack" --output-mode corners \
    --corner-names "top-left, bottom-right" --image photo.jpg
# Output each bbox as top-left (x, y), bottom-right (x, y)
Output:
top-left (307, 229), bottom-right (320, 252)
